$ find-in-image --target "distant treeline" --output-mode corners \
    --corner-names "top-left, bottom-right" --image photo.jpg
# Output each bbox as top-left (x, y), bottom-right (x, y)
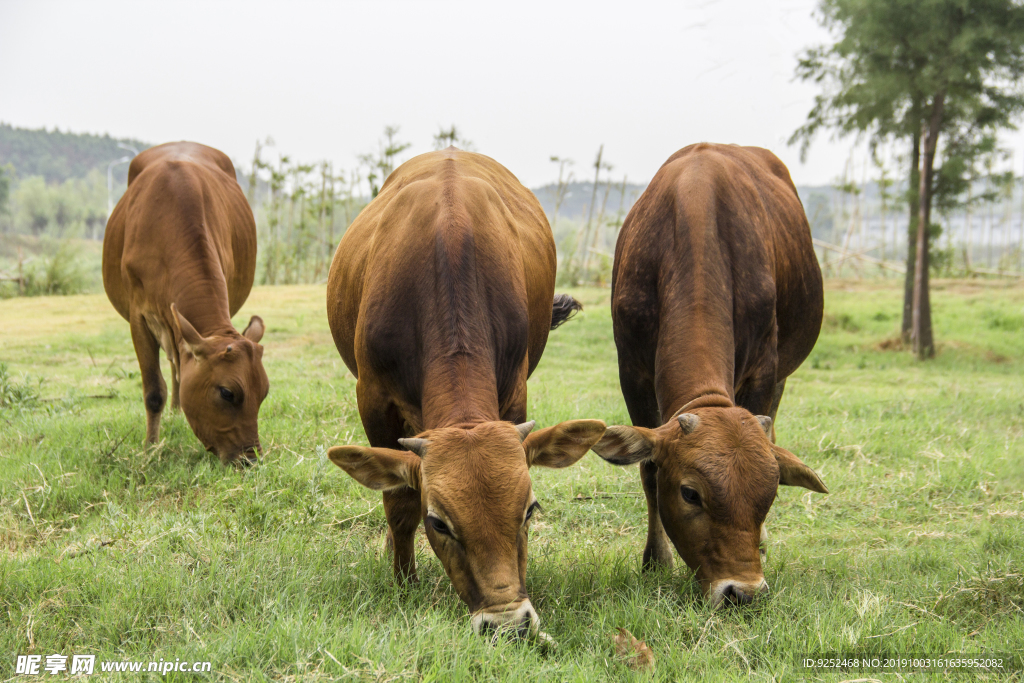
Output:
top-left (4, 123), bottom-right (1021, 297)
top-left (0, 123), bottom-right (149, 184)
top-left (532, 181), bottom-right (646, 220)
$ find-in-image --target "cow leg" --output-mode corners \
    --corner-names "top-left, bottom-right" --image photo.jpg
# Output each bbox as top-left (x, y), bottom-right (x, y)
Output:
top-left (617, 357), bottom-right (671, 570)
top-left (640, 459), bottom-right (674, 571)
top-left (382, 488), bottom-right (421, 584)
top-left (169, 358), bottom-right (181, 410)
top-left (736, 361), bottom-right (777, 423)
top-left (766, 379), bottom-right (787, 443)
top-left (617, 358), bottom-right (661, 430)
top-left (758, 379), bottom-right (787, 561)
top-left (760, 522), bottom-right (768, 562)
top-left (130, 313), bottom-right (166, 444)
top-left (358, 381), bottom-right (420, 584)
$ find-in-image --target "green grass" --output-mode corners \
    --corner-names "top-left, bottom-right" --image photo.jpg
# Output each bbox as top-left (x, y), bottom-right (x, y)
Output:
top-left (1, 280), bottom-right (1022, 681)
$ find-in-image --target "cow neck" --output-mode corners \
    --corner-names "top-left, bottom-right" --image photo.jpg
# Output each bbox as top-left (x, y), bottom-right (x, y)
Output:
top-left (170, 278), bottom-right (235, 339)
top-left (668, 392), bottom-right (734, 420)
top-left (655, 277), bottom-right (736, 420)
top-left (659, 375), bottom-right (735, 422)
top-left (420, 354), bottom-right (502, 430)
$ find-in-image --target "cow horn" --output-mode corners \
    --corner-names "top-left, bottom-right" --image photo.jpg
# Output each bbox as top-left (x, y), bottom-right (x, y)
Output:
top-left (515, 420), bottom-right (536, 442)
top-left (677, 413), bottom-right (700, 435)
top-left (755, 415), bottom-right (772, 436)
top-left (397, 438), bottom-right (429, 457)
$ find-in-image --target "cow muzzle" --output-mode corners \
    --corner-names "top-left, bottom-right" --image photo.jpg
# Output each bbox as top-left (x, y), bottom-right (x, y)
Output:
top-left (471, 599), bottom-right (539, 640)
top-left (222, 442), bottom-right (261, 468)
top-left (708, 578), bottom-right (769, 607)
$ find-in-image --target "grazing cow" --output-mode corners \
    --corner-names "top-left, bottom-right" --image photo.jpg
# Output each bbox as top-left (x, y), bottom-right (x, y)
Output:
top-left (326, 148), bottom-right (606, 636)
top-left (103, 142), bottom-right (269, 465)
top-left (592, 143), bottom-right (828, 606)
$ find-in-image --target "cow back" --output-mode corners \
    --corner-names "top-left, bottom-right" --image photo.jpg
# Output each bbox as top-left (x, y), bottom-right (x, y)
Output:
top-left (613, 143), bottom-right (822, 418)
top-left (103, 142), bottom-right (256, 325)
top-left (327, 148), bottom-right (556, 429)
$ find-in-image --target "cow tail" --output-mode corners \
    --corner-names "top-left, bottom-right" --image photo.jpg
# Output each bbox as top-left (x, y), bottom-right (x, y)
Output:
top-left (550, 293), bottom-right (583, 329)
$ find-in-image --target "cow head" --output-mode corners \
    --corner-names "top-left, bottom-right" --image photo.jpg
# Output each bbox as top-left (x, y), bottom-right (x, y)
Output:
top-left (328, 419), bottom-right (606, 636)
top-left (171, 304), bottom-right (270, 465)
top-left (592, 407), bottom-right (827, 606)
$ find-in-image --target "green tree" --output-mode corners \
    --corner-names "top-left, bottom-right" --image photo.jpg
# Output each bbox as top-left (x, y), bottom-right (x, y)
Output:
top-left (792, 0), bottom-right (1024, 359)
top-left (432, 124), bottom-right (474, 151)
top-left (0, 164), bottom-right (13, 232)
top-left (77, 169), bottom-right (109, 239)
top-left (15, 176), bottom-right (52, 236)
top-left (548, 155), bottom-right (574, 233)
top-left (359, 125), bottom-right (411, 198)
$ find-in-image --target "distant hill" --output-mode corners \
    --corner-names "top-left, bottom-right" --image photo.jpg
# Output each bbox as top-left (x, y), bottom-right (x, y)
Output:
top-left (530, 179), bottom-right (864, 244)
top-left (0, 122), bottom-right (874, 246)
top-left (531, 181), bottom-right (648, 220)
top-left (0, 123), bottom-right (150, 184)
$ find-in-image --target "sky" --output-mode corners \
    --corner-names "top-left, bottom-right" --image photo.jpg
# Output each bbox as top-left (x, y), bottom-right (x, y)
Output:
top-left (3, 0), bottom-right (1024, 189)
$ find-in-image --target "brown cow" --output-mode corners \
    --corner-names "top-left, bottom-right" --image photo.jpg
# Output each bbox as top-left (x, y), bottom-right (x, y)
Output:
top-left (103, 142), bottom-right (269, 465)
top-left (326, 148), bottom-right (606, 636)
top-left (592, 143), bottom-right (828, 606)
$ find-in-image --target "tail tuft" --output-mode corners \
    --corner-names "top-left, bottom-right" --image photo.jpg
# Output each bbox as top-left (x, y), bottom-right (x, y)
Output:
top-left (551, 293), bottom-right (583, 330)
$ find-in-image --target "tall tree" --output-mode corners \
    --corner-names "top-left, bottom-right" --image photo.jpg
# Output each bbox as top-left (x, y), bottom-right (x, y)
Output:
top-left (548, 155), bottom-right (574, 232)
top-left (433, 124), bottom-right (474, 151)
top-left (792, 0), bottom-right (1024, 358)
top-left (359, 125), bottom-right (411, 198)
top-left (0, 164), bottom-right (13, 233)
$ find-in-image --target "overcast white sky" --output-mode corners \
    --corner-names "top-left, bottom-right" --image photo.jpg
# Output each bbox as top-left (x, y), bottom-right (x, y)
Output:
top-left (3, 0), bottom-right (1023, 188)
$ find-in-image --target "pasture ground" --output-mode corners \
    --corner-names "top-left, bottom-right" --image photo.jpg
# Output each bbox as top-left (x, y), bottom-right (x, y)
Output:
top-left (1, 280), bottom-right (1022, 681)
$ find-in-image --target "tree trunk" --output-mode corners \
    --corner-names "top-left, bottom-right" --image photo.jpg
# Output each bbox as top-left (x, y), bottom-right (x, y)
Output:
top-left (590, 179), bottom-right (614, 255)
top-left (247, 140), bottom-right (262, 206)
top-left (580, 145), bottom-right (603, 274)
top-left (901, 133), bottom-right (921, 342)
top-left (964, 182), bottom-right (973, 272)
top-left (911, 92), bottom-right (945, 360)
top-left (879, 179), bottom-right (887, 263)
top-left (1019, 170), bottom-right (1024, 274)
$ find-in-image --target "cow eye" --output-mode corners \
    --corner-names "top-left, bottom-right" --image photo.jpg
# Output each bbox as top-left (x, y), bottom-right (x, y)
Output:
top-left (680, 486), bottom-right (702, 506)
top-left (525, 501), bottom-right (540, 523)
top-left (427, 516), bottom-right (452, 537)
top-left (219, 387), bottom-right (235, 403)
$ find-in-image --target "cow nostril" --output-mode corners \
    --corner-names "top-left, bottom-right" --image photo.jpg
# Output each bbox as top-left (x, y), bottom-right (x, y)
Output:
top-left (231, 450), bottom-right (259, 469)
top-left (515, 617), bottom-right (532, 639)
top-left (723, 583), bottom-right (753, 606)
top-left (242, 446), bottom-right (260, 466)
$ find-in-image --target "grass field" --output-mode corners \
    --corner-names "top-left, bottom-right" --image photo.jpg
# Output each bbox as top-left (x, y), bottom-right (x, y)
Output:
top-left (1, 280), bottom-right (1022, 681)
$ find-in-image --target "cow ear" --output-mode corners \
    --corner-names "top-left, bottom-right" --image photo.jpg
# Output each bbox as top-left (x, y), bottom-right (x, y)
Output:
top-left (242, 315), bottom-right (265, 343)
top-left (524, 419), bottom-right (606, 469)
top-left (591, 425), bottom-right (659, 465)
top-left (773, 445), bottom-right (829, 494)
top-left (171, 304), bottom-right (210, 359)
top-left (328, 445), bottom-right (422, 491)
